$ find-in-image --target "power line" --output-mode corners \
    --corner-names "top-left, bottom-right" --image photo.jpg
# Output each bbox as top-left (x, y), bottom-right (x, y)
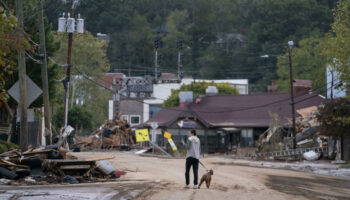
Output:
top-left (74, 65), bottom-right (337, 115)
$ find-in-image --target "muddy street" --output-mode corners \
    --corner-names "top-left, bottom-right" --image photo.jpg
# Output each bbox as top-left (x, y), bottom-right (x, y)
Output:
top-left (73, 152), bottom-right (350, 200)
top-left (1, 151), bottom-right (349, 200)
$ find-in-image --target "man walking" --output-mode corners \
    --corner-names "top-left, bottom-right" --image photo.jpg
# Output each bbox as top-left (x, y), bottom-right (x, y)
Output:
top-left (182, 129), bottom-right (201, 189)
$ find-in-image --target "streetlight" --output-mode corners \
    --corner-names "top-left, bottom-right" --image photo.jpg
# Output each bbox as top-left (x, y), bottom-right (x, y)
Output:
top-left (288, 40), bottom-right (297, 149)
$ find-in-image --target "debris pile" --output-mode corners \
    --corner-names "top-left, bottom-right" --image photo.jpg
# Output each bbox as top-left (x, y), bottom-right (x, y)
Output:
top-left (256, 107), bottom-right (328, 160)
top-left (0, 146), bottom-right (124, 185)
top-left (256, 112), bottom-right (286, 153)
top-left (74, 120), bottom-right (136, 150)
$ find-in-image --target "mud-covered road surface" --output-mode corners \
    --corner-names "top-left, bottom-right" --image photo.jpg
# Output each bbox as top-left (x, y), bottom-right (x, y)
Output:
top-left (1, 152), bottom-right (349, 200)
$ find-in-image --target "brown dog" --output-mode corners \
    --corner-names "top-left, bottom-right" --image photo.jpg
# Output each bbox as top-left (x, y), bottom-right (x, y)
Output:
top-left (198, 169), bottom-right (213, 189)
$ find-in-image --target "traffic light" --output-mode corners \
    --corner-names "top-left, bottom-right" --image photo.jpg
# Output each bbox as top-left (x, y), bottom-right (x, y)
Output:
top-left (157, 54), bottom-right (162, 65)
top-left (180, 54), bottom-right (184, 65)
top-left (156, 69), bottom-right (162, 78)
top-left (177, 40), bottom-right (183, 50)
top-left (154, 38), bottom-right (159, 49)
top-left (154, 37), bottom-right (163, 49)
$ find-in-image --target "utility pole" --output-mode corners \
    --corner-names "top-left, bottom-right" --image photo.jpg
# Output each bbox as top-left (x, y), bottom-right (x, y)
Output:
top-left (154, 37), bottom-right (159, 83)
top-left (16, 0), bottom-right (28, 150)
top-left (331, 71), bottom-right (334, 99)
top-left (37, 0), bottom-right (51, 145)
top-left (177, 40), bottom-right (183, 80)
top-left (63, 0), bottom-right (74, 129)
top-left (288, 41), bottom-right (296, 149)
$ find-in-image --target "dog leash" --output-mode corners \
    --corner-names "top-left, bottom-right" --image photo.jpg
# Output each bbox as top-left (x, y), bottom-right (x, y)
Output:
top-left (199, 160), bottom-right (209, 172)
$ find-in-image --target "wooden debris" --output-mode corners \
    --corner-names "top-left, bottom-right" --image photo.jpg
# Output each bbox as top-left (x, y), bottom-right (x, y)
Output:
top-left (74, 120), bottom-right (136, 149)
top-left (83, 156), bottom-right (115, 162)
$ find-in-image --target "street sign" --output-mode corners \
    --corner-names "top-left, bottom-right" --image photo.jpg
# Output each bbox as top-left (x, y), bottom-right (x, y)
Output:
top-left (168, 138), bottom-right (178, 151)
top-left (8, 75), bottom-right (42, 108)
top-left (177, 120), bottom-right (196, 128)
top-left (135, 129), bottom-right (150, 142)
top-left (151, 122), bottom-right (159, 130)
top-left (164, 131), bottom-right (171, 139)
top-left (151, 129), bottom-right (156, 143)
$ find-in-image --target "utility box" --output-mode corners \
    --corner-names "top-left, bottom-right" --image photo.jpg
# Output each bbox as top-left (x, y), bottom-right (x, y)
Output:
top-left (58, 16), bottom-right (67, 32)
top-left (76, 17), bottom-right (84, 33)
top-left (67, 17), bottom-right (75, 33)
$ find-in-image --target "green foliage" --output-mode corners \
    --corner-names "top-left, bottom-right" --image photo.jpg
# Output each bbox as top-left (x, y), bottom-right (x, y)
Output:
top-left (42, 0), bottom-right (336, 92)
top-left (53, 105), bottom-right (93, 131)
top-left (322, 1), bottom-right (350, 85)
top-left (317, 98), bottom-right (350, 138)
top-left (52, 31), bottom-right (111, 130)
top-left (0, 140), bottom-right (19, 153)
top-left (163, 82), bottom-right (239, 107)
top-left (244, 0), bottom-right (333, 92)
top-left (1, 1), bottom-right (61, 107)
top-left (276, 35), bottom-right (327, 94)
top-left (73, 79), bottom-right (112, 129)
top-left (53, 31), bottom-right (110, 76)
top-left (0, 6), bottom-right (28, 103)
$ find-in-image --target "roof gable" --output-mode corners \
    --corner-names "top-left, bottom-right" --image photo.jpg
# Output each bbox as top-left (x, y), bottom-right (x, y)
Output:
top-left (146, 92), bottom-right (324, 128)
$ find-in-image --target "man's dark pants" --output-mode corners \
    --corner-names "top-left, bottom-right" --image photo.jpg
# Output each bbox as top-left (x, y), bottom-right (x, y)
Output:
top-left (185, 157), bottom-right (199, 185)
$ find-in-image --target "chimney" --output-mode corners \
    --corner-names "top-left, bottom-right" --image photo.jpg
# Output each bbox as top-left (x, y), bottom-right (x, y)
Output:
top-left (206, 86), bottom-right (218, 96)
top-left (267, 80), bottom-right (278, 94)
top-left (293, 79), bottom-right (312, 95)
top-left (179, 91), bottom-right (193, 107)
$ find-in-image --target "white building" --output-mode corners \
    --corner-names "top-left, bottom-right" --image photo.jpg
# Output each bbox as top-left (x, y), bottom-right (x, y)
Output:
top-left (142, 78), bottom-right (249, 123)
top-left (106, 74), bottom-right (249, 125)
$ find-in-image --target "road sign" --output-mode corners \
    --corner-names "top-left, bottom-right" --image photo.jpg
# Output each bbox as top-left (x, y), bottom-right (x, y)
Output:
top-left (8, 75), bottom-right (42, 108)
top-left (135, 129), bottom-right (150, 142)
top-left (168, 138), bottom-right (178, 151)
top-left (151, 129), bottom-right (156, 143)
top-left (164, 131), bottom-right (171, 139)
top-left (151, 122), bottom-right (158, 130)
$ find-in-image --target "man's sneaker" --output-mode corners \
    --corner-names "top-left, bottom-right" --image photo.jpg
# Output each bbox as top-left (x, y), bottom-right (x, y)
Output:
top-left (184, 185), bottom-right (190, 189)
top-left (193, 185), bottom-right (198, 189)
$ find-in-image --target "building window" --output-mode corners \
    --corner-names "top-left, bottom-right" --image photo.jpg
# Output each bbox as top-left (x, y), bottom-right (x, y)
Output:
top-left (130, 115), bottom-right (141, 125)
top-left (240, 129), bottom-right (254, 147)
top-left (121, 115), bottom-right (128, 122)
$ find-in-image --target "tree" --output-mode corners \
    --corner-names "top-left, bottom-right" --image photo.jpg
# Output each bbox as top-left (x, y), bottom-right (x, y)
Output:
top-left (322, 1), bottom-right (350, 86)
top-left (163, 82), bottom-right (239, 107)
top-left (42, 0), bottom-right (336, 91)
top-left (243, 0), bottom-right (333, 92)
top-left (0, 6), bottom-right (28, 105)
top-left (75, 79), bottom-right (112, 129)
top-left (52, 31), bottom-right (111, 130)
top-left (52, 105), bottom-right (93, 134)
top-left (317, 98), bottom-right (350, 138)
top-left (1, 0), bottom-right (61, 107)
top-left (53, 31), bottom-right (110, 76)
top-left (276, 35), bottom-right (327, 94)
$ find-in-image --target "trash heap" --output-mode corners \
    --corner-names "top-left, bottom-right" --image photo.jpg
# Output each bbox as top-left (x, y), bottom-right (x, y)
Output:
top-left (74, 120), bottom-right (136, 150)
top-left (0, 145), bottom-right (124, 186)
top-left (256, 112), bottom-right (286, 153)
top-left (256, 107), bottom-right (328, 159)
